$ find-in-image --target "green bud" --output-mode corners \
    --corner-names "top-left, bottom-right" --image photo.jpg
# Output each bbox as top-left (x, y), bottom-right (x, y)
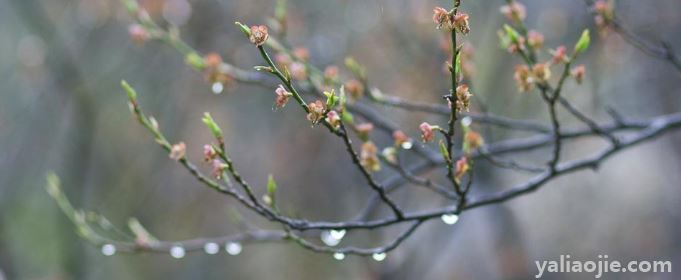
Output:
top-left (503, 24), bottom-right (520, 44)
top-left (185, 52), bottom-right (205, 71)
top-left (574, 29), bottom-right (591, 55)
top-left (454, 51), bottom-right (462, 77)
top-left (267, 174), bottom-right (277, 197)
top-left (344, 57), bottom-right (367, 79)
top-left (120, 80), bottom-right (137, 101)
top-left (202, 112), bottom-right (223, 140)
top-left (121, 0), bottom-right (139, 14)
top-left (439, 140), bottom-right (450, 162)
top-left (235, 22), bottom-right (251, 38)
top-left (324, 89), bottom-right (338, 109)
top-left (341, 110), bottom-right (354, 124)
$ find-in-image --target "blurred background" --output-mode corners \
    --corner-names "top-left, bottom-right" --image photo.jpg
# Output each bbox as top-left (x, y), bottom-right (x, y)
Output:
top-left (1, 0), bottom-right (680, 279)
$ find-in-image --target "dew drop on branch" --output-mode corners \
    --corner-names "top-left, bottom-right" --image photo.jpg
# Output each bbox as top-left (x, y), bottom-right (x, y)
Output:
top-left (226, 242), bottom-right (242, 255)
top-left (170, 245), bottom-right (186, 259)
top-left (330, 229), bottom-right (346, 240)
top-left (333, 252), bottom-right (345, 260)
top-left (320, 231), bottom-right (342, 247)
top-left (203, 242), bottom-right (219, 255)
top-left (401, 141), bottom-right (413, 150)
top-left (211, 82), bottom-right (224, 94)
top-left (441, 214), bottom-right (459, 225)
top-left (372, 252), bottom-right (386, 262)
top-left (101, 244), bottom-right (116, 256)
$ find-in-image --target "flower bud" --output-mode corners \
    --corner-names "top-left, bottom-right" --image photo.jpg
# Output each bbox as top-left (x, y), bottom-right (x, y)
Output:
top-left (128, 24), bottom-right (148, 45)
top-left (419, 122), bottom-right (435, 143)
top-left (527, 30), bottom-right (544, 50)
top-left (169, 142), bottom-right (186, 160)
top-left (344, 79), bottom-right (364, 101)
top-left (292, 47), bottom-right (310, 62)
top-left (463, 130), bottom-right (484, 154)
top-left (392, 130), bottom-right (411, 147)
top-left (326, 110), bottom-right (341, 129)
top-left (500, 2), bottom-right (526, 23)
top-left (249, 25), bottom-right (269, 46)
top-left (532, 63), bottom-right (551, 82)
top-left (211, 159), bottom-right (229, 179)
top-left (550, 46), bottom-right (568, 64)
top-left (513, 64), bottom-right (534, 92)
top-left (360, 141), bottom-right (380, 172)
top-left (571, 64), bottom-right (586, 84)
top-left (355, 123), bottom-right (374, 142)
top-left (203, 145), bottom-right (217, 162)
top-left (324, 65), bottom-right (339, 83)
top-left (454, 157), bottom-right (470, 182)
top-left (455, 84), bottom-right (472, 113)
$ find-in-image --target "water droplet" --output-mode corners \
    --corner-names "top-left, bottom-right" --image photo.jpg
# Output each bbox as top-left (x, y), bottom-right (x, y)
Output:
top-left (101, 244), bottom-right (116, 256)
top-left (170, 245), bottom-right (186, 259)
top-left (441, 214), bottom-right (459, 225)
top-left (320, 231), bottom-right (341, 247)
top-left (333, 252), bottom-right (345, 260)
top-left (372, 252), bottom-right (386, 262)
top-left (330, 229), bottom-right (346, 240)
top-left (211, 82), bottom-right (224, 94)
top-left (203, 242), bottom-right (219, 255)
top-left (462, 116), bottom-right (472, 127)
top-left (226, 242), bottom-right (242, 255)
top-left (401, 141), bottom-right (413, 150)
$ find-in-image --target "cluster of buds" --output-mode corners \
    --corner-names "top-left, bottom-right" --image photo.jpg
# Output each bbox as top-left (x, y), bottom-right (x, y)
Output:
top-left (593, 0), bottom-right (614, 33)
top-left (432, 7), bottom-right (471, 34)
top-left (360, 141), bottom-right (380, 172)
top-left (454, 85), bottom-right (473, 113)
top-left (249, 25), bottom-right (269, 46)
top-left (571, 64), bottom-right (586, 84)
top-left (419, 122), bottom-right (437, 143)
top-left (500, 1), bottom-right (527, 23)
top-left (306, 100), bottom-right (326, 124)
top-left (169, 142), bottom-right (186, 160)
top-left (344, 79), bottom-right (364, 101)
top-left (274, 85), bottom-right (293, 109)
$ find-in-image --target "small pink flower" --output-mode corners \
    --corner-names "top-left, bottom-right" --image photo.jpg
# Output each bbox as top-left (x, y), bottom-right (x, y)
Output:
top-left (169, 142), bottom-right (186, 160)
top-left (289, 62), bottom-right (307, 81)
top-left (128, 24), bottom-right (148, 45)
top-left (455, 84), bottom-right (473, 113)
top-left (453, 12), bottom-right (470, 35)
top-left (344, 79), bottom-right (364, 101)
top-left (355, 123), bottom-right (374, 141)
top-left (324, 65), bottom-right (339, 82)
top-left (326, 110), bottom-right (341, 128)
top-left (514, 64), bottom-right (533, 92)
top-left (306, 100), bottom-right (326, 124)
top-left (392, 130), bottom-right (410, 147)
top-left (293, 47), bottom-right (310, 61)
top-left (360, 141), bottom-right (380, 172)
top-left (500, 2), bottom-right (526, 22)
top-left (455, 157), bottom-right (470, 182)
top-left (551, 46), bottom-right (568, 64)
top-left (527, 30), bottom-right (544, 50)
top-left (211, 159), bottom-right (229, 179)
top-left (532, 63), bottom-right (551, 82)
top-left (203, 144), bottom-right (217, 162)
top-left (571, 65), bottom-right (586, 84)
top-left (249, 25), bottom-right (269, 46)
top-left (419, 122), bottom-right (435, 143)
top-left (274, 85), bottom-right (292, 108)
top-left (432, 7), bottom-right (452, 30)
